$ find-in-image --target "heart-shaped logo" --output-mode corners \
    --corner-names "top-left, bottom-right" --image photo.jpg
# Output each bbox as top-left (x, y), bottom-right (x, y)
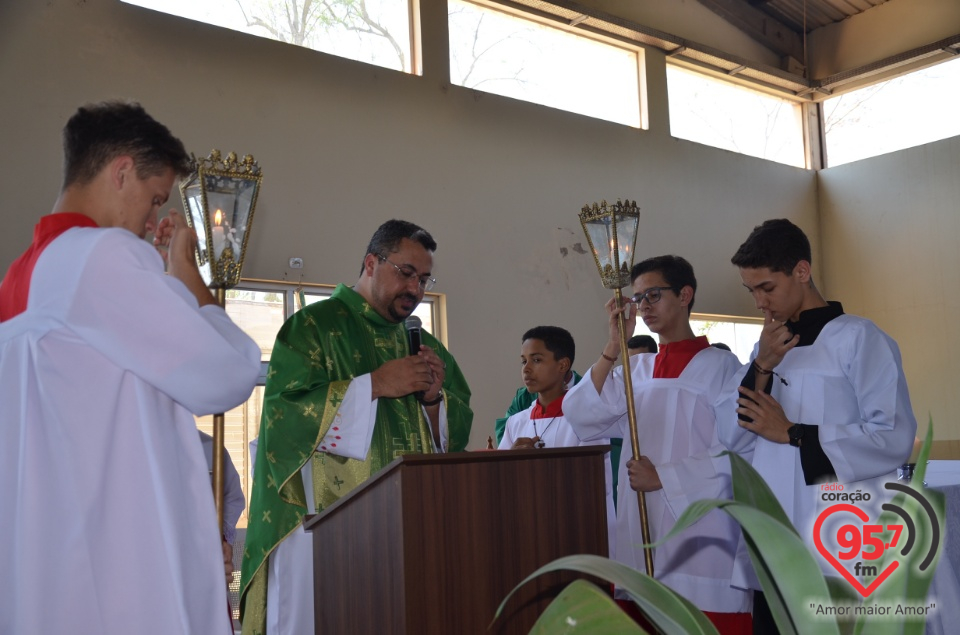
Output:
top-left (813, 503), bottom-right (900, 597)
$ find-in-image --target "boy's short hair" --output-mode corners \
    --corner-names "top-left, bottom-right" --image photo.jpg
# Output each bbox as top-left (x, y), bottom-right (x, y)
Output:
top-left (630, 255), bottom-right (697, 312)
top-left (522, 326), bottom-right (575, 366)
top-left (62, 100), bottom-right (191, 188)
top-left (627, 334), bottom-right (658, 353)
top-left (731, 218), bottom-right (812, 274)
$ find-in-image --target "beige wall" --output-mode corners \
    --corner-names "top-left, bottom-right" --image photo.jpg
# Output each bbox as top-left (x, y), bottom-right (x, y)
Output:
top-left (4, 0), bottom-right (950, 448)
top-left (819, 135), bottom-right (960, 441)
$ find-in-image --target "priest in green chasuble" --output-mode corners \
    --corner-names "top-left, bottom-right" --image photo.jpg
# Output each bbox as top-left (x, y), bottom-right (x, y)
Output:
top-left (239, 220), bottom-right (473, 635)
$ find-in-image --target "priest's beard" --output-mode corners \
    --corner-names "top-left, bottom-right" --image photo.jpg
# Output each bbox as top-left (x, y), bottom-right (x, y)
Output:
top-left (381, 291), bottom-right (420, 323)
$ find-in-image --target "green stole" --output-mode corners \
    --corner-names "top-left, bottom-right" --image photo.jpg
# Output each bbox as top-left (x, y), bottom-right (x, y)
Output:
top-left (239, 284), bottom-right (472, 634)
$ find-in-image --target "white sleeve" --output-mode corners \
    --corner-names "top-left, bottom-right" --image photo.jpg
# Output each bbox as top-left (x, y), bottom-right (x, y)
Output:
top-left (248, 438), bottom-right (258, 478)
top-left (498, 412), bottom-right (520, 449)
top-left (57, 229), bottom-right (261, 415)
top-left (714, 351), bottom-right (758, 455)
top-left (563, 363), bottom-right (628, 442)
top-left (316, 374), bottom-right (378, 460)
top-left (426, 402), bottom-right (450, 453)
top-left (819, 323), bottom-right (917, 482)
top-left (316, 375), bottom-right (452, 458)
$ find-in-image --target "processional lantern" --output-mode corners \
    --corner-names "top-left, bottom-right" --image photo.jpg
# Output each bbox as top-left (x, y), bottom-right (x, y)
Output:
top-left (578, 198), bottom-right (654, 577)
top-left (179, 149), bottom-right (263, 532)
top-left (179, 150), bottom-right (262, 288)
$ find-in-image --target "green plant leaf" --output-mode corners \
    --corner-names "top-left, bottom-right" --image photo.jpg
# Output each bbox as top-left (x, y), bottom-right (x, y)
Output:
top-left (720, 503), bottom-right (840, 635)
top-left (494, 554), bottom-right (719, 635)
top-left (824, 577), bottom-right (858, 635)
top-left (527, 579), bottom-right (646, 634)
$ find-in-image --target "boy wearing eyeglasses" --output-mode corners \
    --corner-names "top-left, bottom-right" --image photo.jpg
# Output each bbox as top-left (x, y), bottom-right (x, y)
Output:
top-left (565, 255), bottom-right (752, 634)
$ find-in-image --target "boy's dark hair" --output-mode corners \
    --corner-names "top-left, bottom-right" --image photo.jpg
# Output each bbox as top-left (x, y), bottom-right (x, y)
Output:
top-left (627, 334), bottom-right (658, 353)
top-left (630, 255), bottom-right (698, 312)
top-left (522, 326), bottom-right (575, 367)
top-left (62, 101), bottom-right (191, 188)
top-left (361, 219), bottom-right (437, 274)
top-left (731, 218), bottom-right (812, 274)
top-left (711, 342), bottom-right (732, 352)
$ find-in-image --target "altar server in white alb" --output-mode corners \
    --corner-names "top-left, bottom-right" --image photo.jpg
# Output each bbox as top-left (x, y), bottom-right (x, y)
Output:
top-left (498, 325), bottom-right (617, 554)
top-left (564, 256), bottom-right (752, 634)
top-left (717, 218), bottom-right (916, 633)
top-left (0, 101), bottom-right (262, 635)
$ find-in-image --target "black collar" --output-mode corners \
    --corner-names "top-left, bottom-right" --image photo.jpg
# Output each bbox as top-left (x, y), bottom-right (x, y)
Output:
top-left (786, 301), bottom-right (844, 346)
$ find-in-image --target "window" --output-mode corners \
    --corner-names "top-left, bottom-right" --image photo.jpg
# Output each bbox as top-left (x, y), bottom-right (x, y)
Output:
top-left (122, 0), bottom-right (415, 73)
top-left (194, 279), bottom-right (443, 535)
top-left (666, 63), bottom-right (805, 168)
top-left (632, 313), bottom-right (762, 364)
top-left (823, 56), bottom-right (960, 167)
top-left (448, 0), bottom-right (642, 128)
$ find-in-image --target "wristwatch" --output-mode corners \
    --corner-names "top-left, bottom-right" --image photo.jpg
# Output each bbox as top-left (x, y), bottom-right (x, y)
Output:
top-left (787, 423), bottom-right (804, 448)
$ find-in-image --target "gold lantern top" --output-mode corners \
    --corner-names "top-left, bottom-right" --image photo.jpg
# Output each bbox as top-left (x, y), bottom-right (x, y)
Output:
top-left (179, 150), bottom-right (263, 289)
top-left (578, 199), bottom-right (640, 289)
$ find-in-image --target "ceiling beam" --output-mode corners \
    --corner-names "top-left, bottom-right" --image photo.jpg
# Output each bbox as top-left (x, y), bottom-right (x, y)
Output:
top-left (695, 0), bottom-right (804, 65)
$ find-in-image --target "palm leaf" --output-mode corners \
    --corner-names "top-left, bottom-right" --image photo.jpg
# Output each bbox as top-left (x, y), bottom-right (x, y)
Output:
top-left (528, 579), bottom-right (646, 634)
top-left (494, 554), bottom-right (719, 635)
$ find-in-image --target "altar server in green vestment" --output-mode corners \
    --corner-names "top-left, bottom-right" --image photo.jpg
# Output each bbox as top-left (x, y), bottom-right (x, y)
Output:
top-left (239, 219), bottom-right (473, 635)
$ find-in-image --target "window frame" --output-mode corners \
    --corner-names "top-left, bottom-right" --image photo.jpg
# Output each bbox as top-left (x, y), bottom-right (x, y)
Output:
top-left (664, 58), bottom-right (809, 168)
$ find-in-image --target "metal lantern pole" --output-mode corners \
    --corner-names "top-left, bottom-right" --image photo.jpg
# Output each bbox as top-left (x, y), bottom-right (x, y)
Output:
top-left (179, 151), bottom-right (263, 532)
top-left (578, 199), bottom-right (654, 577)
top-left (212, 289), bottom-right (227, 531)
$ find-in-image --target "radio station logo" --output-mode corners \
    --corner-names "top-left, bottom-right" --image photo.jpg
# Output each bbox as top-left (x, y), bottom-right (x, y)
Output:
top-left (813, 481), bottom-right (940, 598)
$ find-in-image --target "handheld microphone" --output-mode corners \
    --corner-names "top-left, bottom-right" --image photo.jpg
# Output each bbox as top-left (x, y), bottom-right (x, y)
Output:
top-left (405, 316), bottom-right (425, 400)
top-left (405, 316), bottom-right (422, 355)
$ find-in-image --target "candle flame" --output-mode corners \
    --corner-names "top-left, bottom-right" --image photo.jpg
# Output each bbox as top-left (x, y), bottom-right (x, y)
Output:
top-left (215, 209), bottom-right (223, 226)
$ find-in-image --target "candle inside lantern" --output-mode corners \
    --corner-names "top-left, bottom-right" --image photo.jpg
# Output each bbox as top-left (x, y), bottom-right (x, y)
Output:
top-left (212, 209), bottom-right (225, 256)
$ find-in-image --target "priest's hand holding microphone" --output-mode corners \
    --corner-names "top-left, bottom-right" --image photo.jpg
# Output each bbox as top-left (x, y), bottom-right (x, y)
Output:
top-left (369, 316), bottom-right (445, 402)
top-left (369, 317), bottom-right (446, 448)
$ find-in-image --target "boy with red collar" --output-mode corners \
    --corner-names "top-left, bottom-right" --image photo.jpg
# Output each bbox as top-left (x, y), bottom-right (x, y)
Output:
top-left (565, 255), bottom-right (752, 635)
top-left (499, 326), bottom-right (616, 554)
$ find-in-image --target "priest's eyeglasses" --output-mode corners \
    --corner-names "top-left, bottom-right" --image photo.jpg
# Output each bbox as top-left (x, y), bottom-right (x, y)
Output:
top-left (377, 254), bottom-right (437, 292)
top-left (632, 286), bottom-right (677, 305)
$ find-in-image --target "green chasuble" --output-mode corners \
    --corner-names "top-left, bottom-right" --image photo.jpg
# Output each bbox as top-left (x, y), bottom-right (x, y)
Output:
top-left (239, 284), bottom-right (472, 634)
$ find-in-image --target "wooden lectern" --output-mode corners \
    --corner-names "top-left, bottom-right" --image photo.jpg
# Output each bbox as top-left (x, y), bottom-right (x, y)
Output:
top-left (303, 446), bottom-right (610, 634)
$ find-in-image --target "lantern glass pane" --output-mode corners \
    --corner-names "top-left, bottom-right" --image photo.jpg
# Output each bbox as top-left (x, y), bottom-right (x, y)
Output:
top-left (614, 210), bottom-right (638, 275)
top-left (583, 218), bottom-right (616, 276)
top-left (203, 174), bottom-right (258, 264)
top-left (180, 179), bottom-right (213, 286)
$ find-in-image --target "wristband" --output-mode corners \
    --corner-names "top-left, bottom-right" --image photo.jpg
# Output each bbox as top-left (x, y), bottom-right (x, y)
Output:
top-left (420, 393), bottom-right (444, 406)
top-left (600, 352), bottom-right (618, 363)
top-left (752, 361), bottom-right (773, 375)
